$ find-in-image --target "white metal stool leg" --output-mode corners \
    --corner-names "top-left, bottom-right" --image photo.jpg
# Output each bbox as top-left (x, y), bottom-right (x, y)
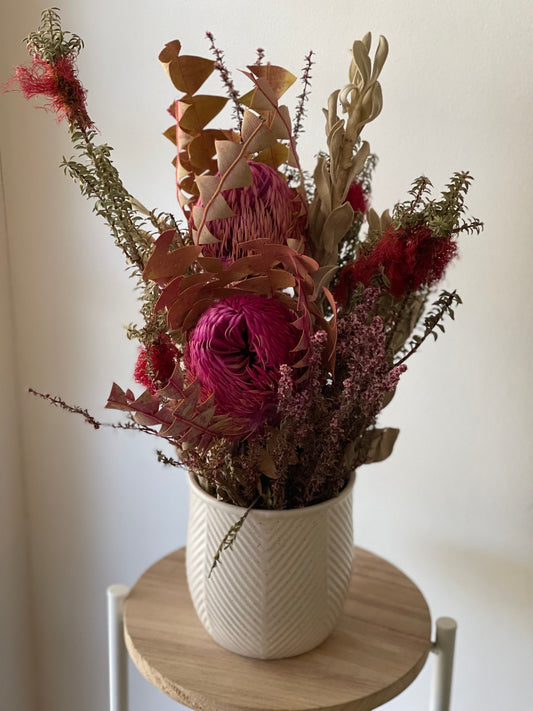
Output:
top-left (430, 617), bottom-right (457, 711)
top-left (107, 584), bottom-right (130, 711)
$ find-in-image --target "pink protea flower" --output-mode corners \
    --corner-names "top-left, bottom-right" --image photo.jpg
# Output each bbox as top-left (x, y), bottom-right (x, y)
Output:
top-left (185, 293), bottom-right (300, 434)
top-left (195, 161), bottom-right (306, 260)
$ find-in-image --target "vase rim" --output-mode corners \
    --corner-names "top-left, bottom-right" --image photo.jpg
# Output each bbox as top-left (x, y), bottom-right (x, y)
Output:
top-left (188, 470), bottom-right (356, 517)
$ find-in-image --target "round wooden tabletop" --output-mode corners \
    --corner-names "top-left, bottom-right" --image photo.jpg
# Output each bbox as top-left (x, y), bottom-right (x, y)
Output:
top-left (124, 547), bottom-right (432, 711)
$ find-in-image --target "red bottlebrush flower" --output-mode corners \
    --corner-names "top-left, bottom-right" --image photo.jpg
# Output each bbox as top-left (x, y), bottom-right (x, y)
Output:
top-left (6, 53), bottom-right (92, 129)
top-left (346, 181), bottom-right (368, 215)
top-left (195, 161), bottom-right (306, 260)
top-left (185, 293), bottom-right (300, 434)
top-left (335, 225), bottom-right (458, 304)
top-left (134, 337), bottom-right (180, 394)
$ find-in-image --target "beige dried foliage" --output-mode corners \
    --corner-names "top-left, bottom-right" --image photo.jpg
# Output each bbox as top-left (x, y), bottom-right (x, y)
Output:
top-left (308, 34), bottom-right (389, 280)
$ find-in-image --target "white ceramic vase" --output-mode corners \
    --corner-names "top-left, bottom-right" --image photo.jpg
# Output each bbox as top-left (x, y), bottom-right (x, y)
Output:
top-left (186, 472), bottom-right (355, 659)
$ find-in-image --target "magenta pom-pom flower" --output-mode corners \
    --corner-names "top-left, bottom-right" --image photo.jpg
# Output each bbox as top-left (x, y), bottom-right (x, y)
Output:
top-left (185, 293), bottom-right (300, 434)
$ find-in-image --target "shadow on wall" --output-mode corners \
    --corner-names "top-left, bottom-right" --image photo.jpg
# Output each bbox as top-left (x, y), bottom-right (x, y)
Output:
top-left (424, 541), bottom-right (533, 632)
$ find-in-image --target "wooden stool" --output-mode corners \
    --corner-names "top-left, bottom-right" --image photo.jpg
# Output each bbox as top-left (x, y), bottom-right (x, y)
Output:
top-left (107, 547), bottom-right (457, 711)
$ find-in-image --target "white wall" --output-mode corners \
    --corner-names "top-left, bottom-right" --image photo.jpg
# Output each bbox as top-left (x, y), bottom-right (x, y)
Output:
top-left (2, 1), bottom-right (532, 711)
top-left (0, 137), bottom-right (37, 711)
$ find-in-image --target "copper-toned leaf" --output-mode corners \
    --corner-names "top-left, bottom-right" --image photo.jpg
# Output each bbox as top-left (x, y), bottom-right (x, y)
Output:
top-left (163, 124), bottom-right (177, 145)
top-left (241, 109), bottom-right (265, 142)
top-left (158, 40), bottom-right (182, 68)
top-left (195, 175), bottom-right (221, 206)
top-left (196, 256), bottom-right (226, 273)
top-left (178, 94), bottom-right (228, 133)
top-left (214, 141), bottom-right (253, 189)
top-left (203, 193), bottom-right (235, 221)
top-left (166, 54), bottom-right (215, 95)
top-left (253, 142), bottom-right (290, 169)
top-left (268, 105), bottom-right (291, 140)
top-left (155, 273), bottom-right (205, 312)
top-left (188, 129), bottom-right (226, 173)
top-left (142, 231), bottom-right (202, 282)
top-left (248, 64), bottom-right (297, 100)
top-left (235, 270), bottom-right (296, 293)
top-left (177, 126), bottom-right (194, 151)
top-left (247, 124), bottom-right (277, 154)
top-left (239, 87), bottom-right (275, 112)
top-left (215, 139), bottom-right (246, 176)
top-left (194, 118), bottom-right (273, 241)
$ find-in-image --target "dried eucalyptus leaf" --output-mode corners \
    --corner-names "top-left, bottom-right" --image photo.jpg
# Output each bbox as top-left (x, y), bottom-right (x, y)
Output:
top-left (268, 105), bottom-right (291, 139)
top-left (204, 193), bottom-right (234, 221)
top-left (248, 63), bottom-right (297, 100)
top-left (195, 174), bottom-right (220, 205)
top-left (215, 139), bottom-right (245, 176)
top-left (168, 55), bottom-right (215, 95)
top-left (178, 95), bottom-right (228, 133)
top-left (158, 40), bottom-right (182, 70)
top-left (254, 142), bottom-right (290, 168)
top-left (239, 87), bottom-right (273, 112)
top-left (241, 109), bottom-right (264, 142)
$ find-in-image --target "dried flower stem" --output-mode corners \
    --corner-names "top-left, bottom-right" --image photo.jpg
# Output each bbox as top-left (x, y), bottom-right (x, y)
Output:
top-left (205, 31), bottom-right (244, 129)
top-left (293, 50), bottom-right (314, 142)
top-left (28, 388), bottom-right (170, 440)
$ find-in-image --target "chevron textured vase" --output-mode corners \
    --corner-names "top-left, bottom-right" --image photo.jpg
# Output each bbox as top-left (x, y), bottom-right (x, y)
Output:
top-left (186, 472), bottom-right (355, 659)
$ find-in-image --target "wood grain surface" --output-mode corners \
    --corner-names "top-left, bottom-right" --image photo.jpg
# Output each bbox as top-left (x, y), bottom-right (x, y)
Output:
top-left (124, 547), bottom-right (431, 711)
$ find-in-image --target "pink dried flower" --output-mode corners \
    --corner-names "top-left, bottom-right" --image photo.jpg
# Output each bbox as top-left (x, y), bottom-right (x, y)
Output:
top-left (195, 161), bottom-right (306, 259)
top-left (335, 224), bottom-right (457, 304)
top-left (134, 337), bottom-right (180, 394)
top-left (346, 181), bottom-right (368, 214)
top-left (6, 53), bottom-right (92, 129)
top-left (185, 293), bottom-right (300, 434)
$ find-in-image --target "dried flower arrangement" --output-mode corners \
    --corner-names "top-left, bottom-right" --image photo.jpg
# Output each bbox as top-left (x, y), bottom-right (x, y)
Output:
top-left (7, 9), bottom-right (482, 512)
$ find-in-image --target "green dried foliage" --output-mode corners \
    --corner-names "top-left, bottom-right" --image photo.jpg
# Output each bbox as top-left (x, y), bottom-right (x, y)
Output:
top-left (62, 133), bottom-right (154, 277)
top-left (25, 7), bottom-right (83, 63)
top-left (394, 172), bottom-right (483, 238)
top-left (156, 450), bottom-right (182, 467)
top-left (209, 500), bottom-right (257, 577)
top-left (395, 290), bottom-right (462, 366)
